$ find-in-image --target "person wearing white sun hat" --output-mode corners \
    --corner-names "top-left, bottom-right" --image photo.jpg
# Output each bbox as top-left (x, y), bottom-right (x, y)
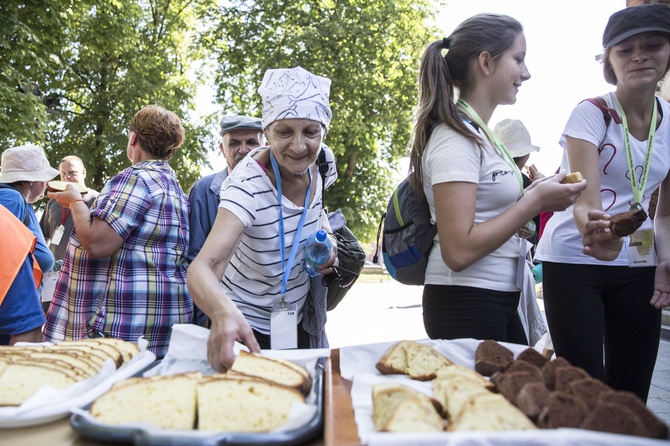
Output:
top-left (0, 144), bottom-right (59, 279)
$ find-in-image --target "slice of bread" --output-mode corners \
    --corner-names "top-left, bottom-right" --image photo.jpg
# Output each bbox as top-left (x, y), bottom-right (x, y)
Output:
top-left (405, 342), bottom-right (453, 381)
top-left (381, 398), bottom-right (446, 432)
top-left (376, 340), bottom-right (453, 381)
top-left (561, 172), bottom-right (584, 184)
top-left (474, 340), bottom-right (514, 377)
top-left (371, 382), bottom-right (442, 431)
top-left (197, 375), bottom-right (305, 432)
top-left (433, 375), bottom-right (492, 421)
top-left (46, 180), bottom-right (88, 194)
top-left (448, 393), bottom-right (537, 432)
top-left (90, 338), bottom-right (140, 364)
top-left (90, 372), bottom-right (201, 430)
top-left (54, 341), bottom-right (122, 367)
top-left (609, 208), bottom-right (648, 237)
top-left (434, 364), bottom-right (494, 390)
top-left (375, 340), bottom-right (414, 375)
top-left (0, 361), bottom-right (78, 406)
top-left (229, 350), bottom-right (312, 395)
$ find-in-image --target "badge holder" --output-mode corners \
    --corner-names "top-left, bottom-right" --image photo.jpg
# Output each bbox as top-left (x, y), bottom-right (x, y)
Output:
top-left (270, 295), bottom-right (298, 349)
top-left (51, 224), bottom-right (66, 246)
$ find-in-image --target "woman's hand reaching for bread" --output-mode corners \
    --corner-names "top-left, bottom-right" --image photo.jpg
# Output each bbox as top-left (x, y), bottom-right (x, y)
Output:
top-left (651, 261), bottom-right (670, 309)
top-left (207, 303), bottom-right (261, 372)
top-left (582, 210), bottom-right (624, 261)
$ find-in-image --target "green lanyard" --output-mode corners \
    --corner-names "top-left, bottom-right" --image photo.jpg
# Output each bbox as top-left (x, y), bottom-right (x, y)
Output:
top-left (457, 99), bottom-right (524, 197)
top-left (616, 96), bottom-right (657, 206)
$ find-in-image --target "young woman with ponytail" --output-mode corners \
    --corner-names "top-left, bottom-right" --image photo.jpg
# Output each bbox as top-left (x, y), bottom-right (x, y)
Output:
top-left (409, 13), bottom-right (586, 345)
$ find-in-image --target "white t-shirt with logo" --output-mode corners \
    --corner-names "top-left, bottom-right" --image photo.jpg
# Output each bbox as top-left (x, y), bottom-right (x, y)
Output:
top-left (422, 123), bottom-right (522, 292)
top-left (536, 91), bottom-right (670, 266)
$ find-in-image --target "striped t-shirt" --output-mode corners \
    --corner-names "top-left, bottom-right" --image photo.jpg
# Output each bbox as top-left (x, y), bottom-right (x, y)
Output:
top-left (219, 145), bottom-right (337, 335)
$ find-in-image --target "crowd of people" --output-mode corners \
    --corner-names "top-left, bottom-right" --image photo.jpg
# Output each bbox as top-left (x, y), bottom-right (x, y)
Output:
top-left (1, 4), bottom-right (669, 405)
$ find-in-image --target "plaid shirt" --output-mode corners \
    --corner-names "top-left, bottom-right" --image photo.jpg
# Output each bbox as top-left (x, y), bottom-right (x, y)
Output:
top-left (44, 161), bottom-right (193, 357)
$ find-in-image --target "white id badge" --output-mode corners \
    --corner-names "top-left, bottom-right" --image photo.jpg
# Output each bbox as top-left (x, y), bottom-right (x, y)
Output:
top-left (627, 229), bottom-right (656, 268)
top-left (50, 225), bottom-right (66, 246)
top-left (270, 298), bottom-right (297, 349)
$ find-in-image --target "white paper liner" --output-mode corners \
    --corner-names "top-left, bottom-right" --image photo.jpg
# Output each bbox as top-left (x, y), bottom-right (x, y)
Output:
top-left (0, 337), bottom-right (156, 428)
top-left (340, 338), bottom-right (667, 446)
top-left (74, 324), bottom-right (328, 435)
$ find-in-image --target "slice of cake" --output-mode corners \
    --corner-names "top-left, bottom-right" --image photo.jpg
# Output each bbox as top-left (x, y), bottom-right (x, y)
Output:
top-left (90, 372), bottom-right (200, 429)
top-left (375, 340), bottom-right (414, 375)
top-left (381, 398), bottom-right (446, 432)
top-left (229, 350), bottom-right (312, 395)
top-left (197, 375), bottom-right (305, 432)
top-left (372, 382), bottom-right (442, 431)
top-left (474, 340), bottom-right (514, 377)
top-left (536, 391), bottom-right (588, 429)
top-left (405, 342), bottom-right (453, 381)
top-left (448, 393), bottom-right (537, 432)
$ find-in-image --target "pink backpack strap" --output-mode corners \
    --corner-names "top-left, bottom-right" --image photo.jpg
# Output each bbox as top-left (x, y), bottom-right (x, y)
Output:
top-left (580, 97), bottom-right (622, 126)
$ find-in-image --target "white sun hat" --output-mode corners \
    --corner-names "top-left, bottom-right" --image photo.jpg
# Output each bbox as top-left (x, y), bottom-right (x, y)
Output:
top-left (0, 144), bottom-right (59, 183)
top-left (493, 118), bottom-right (540, 158)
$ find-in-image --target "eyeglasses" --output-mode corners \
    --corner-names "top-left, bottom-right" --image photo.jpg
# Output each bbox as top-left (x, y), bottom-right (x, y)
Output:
top-left (322, 265), bottom-right (359, 289)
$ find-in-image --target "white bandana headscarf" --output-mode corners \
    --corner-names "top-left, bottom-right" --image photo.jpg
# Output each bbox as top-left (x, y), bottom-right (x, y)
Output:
top-left (258, 66), bottom-right (332, 130)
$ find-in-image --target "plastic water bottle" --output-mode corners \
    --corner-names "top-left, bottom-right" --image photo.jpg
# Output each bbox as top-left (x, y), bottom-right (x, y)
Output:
top-left (304, 229), bottom-right (333, 277)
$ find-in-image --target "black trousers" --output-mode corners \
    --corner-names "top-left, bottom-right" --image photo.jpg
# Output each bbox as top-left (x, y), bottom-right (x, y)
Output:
top-left (542, 261), bottom-right (660, 402)
top-left (422, 284), bottom-right (528, 345)
top-left (252, 322), bottom-right (310, 350)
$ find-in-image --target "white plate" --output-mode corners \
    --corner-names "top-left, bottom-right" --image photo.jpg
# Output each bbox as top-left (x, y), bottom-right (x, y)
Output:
top-left (0, 349), bottom-right (156, 428)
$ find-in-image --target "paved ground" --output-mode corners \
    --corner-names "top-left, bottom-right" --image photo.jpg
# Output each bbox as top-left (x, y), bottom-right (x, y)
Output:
top-left (324, 274), bottom-right (670, 425)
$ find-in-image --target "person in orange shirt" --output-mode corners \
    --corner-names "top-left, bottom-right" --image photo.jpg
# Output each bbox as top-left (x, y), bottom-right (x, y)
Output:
top-left (0, 204), bottom-right (45, 345)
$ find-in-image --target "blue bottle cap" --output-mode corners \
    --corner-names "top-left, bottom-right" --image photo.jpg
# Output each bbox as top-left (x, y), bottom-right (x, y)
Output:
top-left (315, 229), bottom-right (328, 242)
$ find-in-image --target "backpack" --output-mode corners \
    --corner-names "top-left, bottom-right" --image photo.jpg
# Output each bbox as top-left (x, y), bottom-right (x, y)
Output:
top-left (317, 150), bottom-right (366, 311)
top-left (581, 96), bottom-right (622, 126)
top-left (373, 176), bottom-right (438, 286)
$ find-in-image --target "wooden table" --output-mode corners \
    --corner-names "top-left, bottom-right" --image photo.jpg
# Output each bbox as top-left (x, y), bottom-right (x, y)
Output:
top-left (324, 349), bottom-right (361, 446)
top-left (2, 351), bottom-right (362, 446)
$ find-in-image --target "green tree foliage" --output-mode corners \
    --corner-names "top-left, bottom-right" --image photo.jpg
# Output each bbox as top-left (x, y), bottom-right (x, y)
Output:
top-left (0, 1), bottom-right (70, 147)
top-left (202, 0), bottom-right (441, 242)
top-left (1, 0), bottom-right (215, 192)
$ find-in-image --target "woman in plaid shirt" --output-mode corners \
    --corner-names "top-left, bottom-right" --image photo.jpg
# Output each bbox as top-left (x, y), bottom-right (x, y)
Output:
top-left (43, 105), bottom-right (193, 357)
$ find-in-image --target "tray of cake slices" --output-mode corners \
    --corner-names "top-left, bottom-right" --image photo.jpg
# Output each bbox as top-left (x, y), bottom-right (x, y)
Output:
top-left (0, 337), bottom-right (157, 428)
top-left (337, 338), bottom-right (670, 446)
top-left (69, 324), bottom-right (327, 445)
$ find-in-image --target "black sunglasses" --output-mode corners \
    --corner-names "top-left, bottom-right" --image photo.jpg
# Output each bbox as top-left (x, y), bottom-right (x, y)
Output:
top-left (322, 266), bottom-right (359, 289)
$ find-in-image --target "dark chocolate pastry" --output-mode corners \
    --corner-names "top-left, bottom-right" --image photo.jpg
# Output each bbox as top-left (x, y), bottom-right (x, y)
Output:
top-left (609, 207), bottom-right (647, 237)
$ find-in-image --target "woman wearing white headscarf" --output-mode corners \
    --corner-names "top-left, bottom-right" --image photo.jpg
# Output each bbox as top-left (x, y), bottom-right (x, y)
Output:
top-left (188, 67), bottom-right (338, 371)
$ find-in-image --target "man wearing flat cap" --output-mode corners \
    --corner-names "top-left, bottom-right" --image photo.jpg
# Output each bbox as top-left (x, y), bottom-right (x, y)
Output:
top-left (188, 115), bottom-right (264, 266)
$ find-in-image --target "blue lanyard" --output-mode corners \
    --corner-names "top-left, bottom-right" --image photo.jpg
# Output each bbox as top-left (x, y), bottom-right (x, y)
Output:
top-left (269, 150), bottom-right (312, 298)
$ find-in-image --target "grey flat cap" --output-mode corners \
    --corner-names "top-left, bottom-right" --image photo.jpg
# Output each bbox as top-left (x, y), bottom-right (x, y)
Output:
top-left (220, 115), bottom-right (262, 135)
